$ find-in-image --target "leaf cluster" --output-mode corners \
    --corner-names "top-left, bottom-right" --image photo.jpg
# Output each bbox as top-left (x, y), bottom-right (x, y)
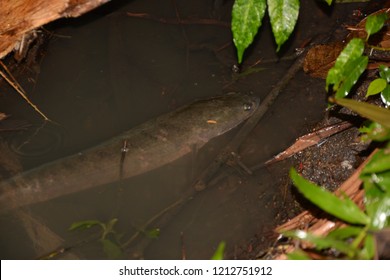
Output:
top-left (285, 11), bottom-right (390, 259)
top-left (232, 0), bottom-right (299, 63)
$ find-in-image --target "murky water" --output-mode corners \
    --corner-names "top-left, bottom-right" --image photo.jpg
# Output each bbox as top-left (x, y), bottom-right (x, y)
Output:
top-left (0, 0), bottom-right (369, 259)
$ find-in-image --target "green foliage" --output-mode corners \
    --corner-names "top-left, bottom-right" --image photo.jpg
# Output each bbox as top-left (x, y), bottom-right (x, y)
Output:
top-left (231, 0), bottom-right (299, 63)
top-left (101, 239), bottom-right (123, 259)
top-left (211, 241), bottom-right (226, 260)
top-left (286, 250), bottom-right (310, 260)
top-left (283, 230), bottom-right (360, 257)
top-left (366, 78), bottom-right (387, 97)
top-left (232, 0), bottom-right (266, 63)
top-left (379, 65), bottom-right (390, 83)
top-left (364, 64), bottom-right (390, 107)
top-left (362, 149), bottom-right (390, 174)
top-left (378, 66), bottom-right (390, 107)
top-left (144, 228), bottom-right (161, 239)
top-left (69, 219), bottom-right (103, 231)
top-left (290, 168), bottom-right (370, 225)
top-left (288, 165), bottom-right (390, 259)
top-left (70, 218), bottom-right (124, 259)
top-left (325, 38), bottom-right (368, 98)
top-left (268, 0), bottom-right (300, 52)
top-left (331, 97), bottom-right (390, 128)
top-left (365, 12), bottom-right (388, 40)
top-left (360, 122), bottom-right (390, 142)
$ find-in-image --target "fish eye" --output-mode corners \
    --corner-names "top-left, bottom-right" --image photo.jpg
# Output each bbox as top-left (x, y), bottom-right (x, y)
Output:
top-left (243, 102), bottom-right (253, 111)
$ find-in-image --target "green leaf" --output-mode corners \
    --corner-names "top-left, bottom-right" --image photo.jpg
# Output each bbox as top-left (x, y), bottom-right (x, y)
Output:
top-left (211, 241), bottom-right (226, 260)
top-left (287, 250), bottom-right (311, 260)
top-left (379, 65), bottom-right (390, 83)
top-left (290, 168), bottom-right (370, 225)
top-left (327, 226), bottom-right (363, 240)
top-left (362, 149), bottom-right (390, 174)
top-left (283, 230), bottom-right (359, 256)
top-left (145, 228), bottom-right (160, 239)
top-left (366, 78), bottom-right (387, 97)
top-left (369, 194), bottom-right (390, 229)
top-left (335, 56), bottom-right (368, 98)
top-left (360, 233), bottom-right (375, 259)
top-left (368, 171), bottom-right (390, 193)
top-left (323, 0), bottom-right (332, 5)
top-left (365, 12), bottom-right (388, 39)
top-left (232, 0), bottom-right (266, 63)
top-left (101, 239), bottom-right (124, 259)
top-left (360, 122), bottom-right (390, 142)
top-left (381, 85), bottom-right (390, 107)
top-left (326, 38), bottom-right (367, 95)
top-left (101, 218), bottom-right (118, 240)
top-left (267, 0), bottom-right (300, 52)
top-left (331, 98), bottom-right (390, 129)
top-left (69, 220), bottom-right (103, 231)
top-left (364, 183), bottom-right (390, 230)
top-left (361, 177), bottom-right (390, 230)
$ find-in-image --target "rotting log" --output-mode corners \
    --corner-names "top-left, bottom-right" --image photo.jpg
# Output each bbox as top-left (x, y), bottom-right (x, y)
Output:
top-left (0, 0), bottom-right (111, 59)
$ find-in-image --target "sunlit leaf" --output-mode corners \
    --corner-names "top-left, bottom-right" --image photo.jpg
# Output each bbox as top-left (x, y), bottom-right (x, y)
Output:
top-left (379, 65), bottom-right (390, 83)
top-left (326, 38), bottom-right (366, 95)
top-left (366, 78), bottom-right (387, 97)
top-left (331, 98), bottom-right (390, 128)
top-left (360, 122), bottom-right (390, 142)
top-left (365, 12), bottom-right (388, 39)
top-left (327, 226), bottom-right (363, 240)
top-left (290, 168), bottom-right (370, 225)
top-left (323, 0), bottom-right (332, 5)
top-left (360, 234), bottom-right (375, 259)
top-left (211, 241), bottom-right (226, 260)
top-left (381, 86), bottom-right (390, 107)
top-left (361, 178), bottom-right (390, 230)
top-left (69, 220), bottom-right (103, 231)
top-left (267, 0), bottom-right (300, 52)
top-left (232, 0), bottom-right (266, 63)
top-left (287, 250), bottom-right (311, 260)
top-left (101, 239), bottom-right (124, 259)
top-left (283, 230), bottom-right (359, 256)
top-left (369, 171), bottom-right (390, 193)
top-left (362, 148), bottom-right (390, 174)
top-left (335, 56), bottom-right (368, 98)
top-left (367, 192), bottom-right (390, 230)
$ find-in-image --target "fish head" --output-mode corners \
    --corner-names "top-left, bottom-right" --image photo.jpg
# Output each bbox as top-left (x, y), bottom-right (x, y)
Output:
top-left (192, 92), bottom-right (260, 141)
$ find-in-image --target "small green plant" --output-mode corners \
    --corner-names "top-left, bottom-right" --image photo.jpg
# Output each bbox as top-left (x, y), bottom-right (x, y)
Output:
top-left (231, 0), bottom-right (300, 63)
top-left (211, 241), bottom-right (226, 260)
top-left (282, 11), bottom-right (390, 259)
top-left (69, 218), bottom-right (124, 259)
top-left (69, 218), bottom-right (161, 259)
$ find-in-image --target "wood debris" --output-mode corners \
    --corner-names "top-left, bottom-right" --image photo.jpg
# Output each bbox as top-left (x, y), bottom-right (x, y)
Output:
top-left (0, 0), bottom-right (111, 59)
top-left (265, 121), bottom-right (354, 165)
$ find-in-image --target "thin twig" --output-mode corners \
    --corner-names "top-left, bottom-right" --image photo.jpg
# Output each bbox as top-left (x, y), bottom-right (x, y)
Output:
top-left (0, 61), bottom-right (51, 121)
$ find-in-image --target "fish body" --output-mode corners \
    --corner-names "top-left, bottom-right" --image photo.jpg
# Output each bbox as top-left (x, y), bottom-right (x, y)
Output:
top-left (0, 93), bottom-right (259, 213)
